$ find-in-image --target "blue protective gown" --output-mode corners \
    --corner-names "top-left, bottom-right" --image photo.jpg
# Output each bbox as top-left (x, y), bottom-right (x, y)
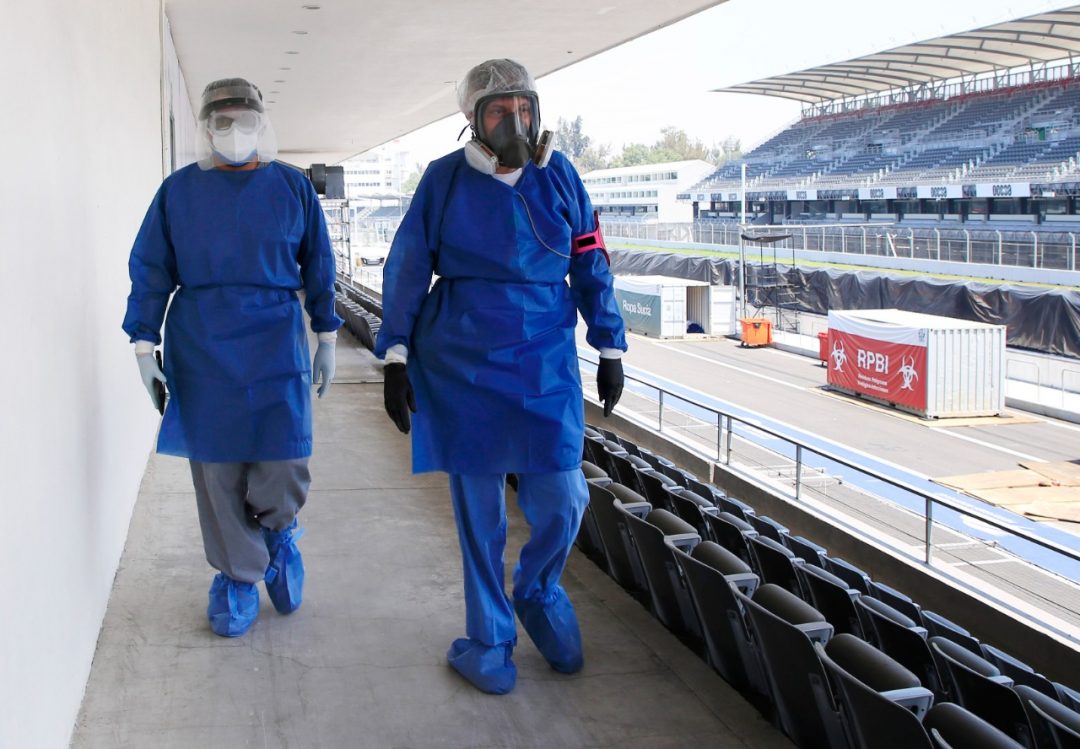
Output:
top-left (122, 162), bottom-right (342, 462)
top-left (374, 150), bottom-right (627, 474)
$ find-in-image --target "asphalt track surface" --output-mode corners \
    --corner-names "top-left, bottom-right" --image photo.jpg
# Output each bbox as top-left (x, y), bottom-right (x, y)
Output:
top-left (619, 332), bottom-right (1079, 475)
top-left (580, 328), bottom-right (1080, 640)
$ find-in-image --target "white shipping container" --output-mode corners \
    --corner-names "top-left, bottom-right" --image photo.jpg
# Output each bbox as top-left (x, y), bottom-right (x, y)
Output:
top-left (613, 276), bottom-right (737, 338)
top-left (826, 309), bottom-right (1006, 418)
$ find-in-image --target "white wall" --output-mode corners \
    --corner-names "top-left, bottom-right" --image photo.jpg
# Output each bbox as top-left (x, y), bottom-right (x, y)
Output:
top-left (0, 2), bottom-right (166, 746)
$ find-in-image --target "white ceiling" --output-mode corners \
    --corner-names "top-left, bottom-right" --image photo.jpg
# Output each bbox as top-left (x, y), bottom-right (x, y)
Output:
top-left (165, 0), bottom-right (724, 167)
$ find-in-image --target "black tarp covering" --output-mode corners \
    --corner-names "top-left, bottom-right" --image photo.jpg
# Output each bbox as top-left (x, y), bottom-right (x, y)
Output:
top-left (608, 249), bottom-right (1080, 359)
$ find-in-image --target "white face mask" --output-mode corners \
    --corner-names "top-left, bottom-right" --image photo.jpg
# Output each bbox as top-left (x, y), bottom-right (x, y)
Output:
top-left (210, 130), bottom-right (259, 165)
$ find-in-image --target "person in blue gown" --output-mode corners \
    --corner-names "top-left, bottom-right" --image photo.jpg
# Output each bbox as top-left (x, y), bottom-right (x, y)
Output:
top-left (375, 59), bottom-right (627, 694)
top-left (122, 78), bottom-right (342, 637)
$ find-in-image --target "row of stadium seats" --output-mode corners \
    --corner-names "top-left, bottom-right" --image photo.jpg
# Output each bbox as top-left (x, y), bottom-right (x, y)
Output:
top-left (691, 81), bottom-right (1080, 192)
top-left (335, 281), bottom-right (382, 351)
top-left (578, 424), bottom-right (1080, 749)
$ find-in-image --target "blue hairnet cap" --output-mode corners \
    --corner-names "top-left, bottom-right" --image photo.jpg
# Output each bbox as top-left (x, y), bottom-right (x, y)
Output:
top-left (457, 59), bottom-right (536, 116)
top-left (199, 78), bottom-right (264, 120)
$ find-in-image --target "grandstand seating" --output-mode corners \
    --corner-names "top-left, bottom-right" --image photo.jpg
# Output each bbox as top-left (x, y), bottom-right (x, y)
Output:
top-left (576, 423), bottom-right (1080, 749)
top-left (687, 80), bottom-right (1080, 195)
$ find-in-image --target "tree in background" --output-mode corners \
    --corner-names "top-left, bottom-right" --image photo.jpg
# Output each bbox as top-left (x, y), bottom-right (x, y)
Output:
top-left (556, 119), bottom-right (741, 172)
top-left (401, 161), bottom-right (427, 195)
top-left (555, 116), bottom-right (590, 160)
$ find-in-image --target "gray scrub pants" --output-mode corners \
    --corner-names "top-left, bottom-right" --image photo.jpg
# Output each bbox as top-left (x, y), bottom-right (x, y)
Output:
top-left (190, 459), bottom-right (311, 584)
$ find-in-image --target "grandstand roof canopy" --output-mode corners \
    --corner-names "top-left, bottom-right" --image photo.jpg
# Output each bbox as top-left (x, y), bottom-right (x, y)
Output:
top-left (717, 4), bottom-right (1080, 104)
top-left (165, 0), bottom-right (723, 167)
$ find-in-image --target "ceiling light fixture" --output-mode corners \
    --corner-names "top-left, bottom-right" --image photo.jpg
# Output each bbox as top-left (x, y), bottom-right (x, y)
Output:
top-left (292, 30), bottom-right (308, 35)
top-left (301, 4), bottom-right (321, 9)
top-left (285, 50), bottom-right (300, 55)
top-left (274, 79), bottom-right (286, 83)
top-left (279, 66), bottom-right (291, 71)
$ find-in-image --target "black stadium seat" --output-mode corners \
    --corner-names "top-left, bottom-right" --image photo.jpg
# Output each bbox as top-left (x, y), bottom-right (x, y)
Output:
top-left (585, 482), bottom-right (649, 595)
top-left (1016, 684), bottom-right (1080, 749)
top-left (670, 541), bottom-right (766, 694)
top-left (979, 643), bottom-right (1057, 699)
top-left (747, 513), bottom-right (788, 543)
top-left (857, 595), bottom-right (949, 701)
top-left (749, 534), bottom-right (806, 600)
top-left (930, 636), bottom-right (1034, 747)
top-left (800, 562), bottom-right (868, 640)
top-left (704, 510), bottom-right (758, 569)
top-left (784, 534), bottom-right (828, 568)
top-left (921, 610), bottom-right (981, 655)
top-left (616, 505), bottom-right (703, 644)
top-left (737, 584), bottom-right (844, 748)
top-left (817, 633), bottom-right (934, 749)
top-left (664, 487), bottom-right (716, 540)
top-left (923, 702), bottom-right (1026, 749)
top-left (823, 555), bottom-right (873, 596)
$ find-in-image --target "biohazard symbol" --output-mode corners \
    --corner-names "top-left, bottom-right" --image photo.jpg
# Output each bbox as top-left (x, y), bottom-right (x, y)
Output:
top-left (899, 355), bottom-right (919, 391)
top-left (830, 340), bottom-right (847, 372)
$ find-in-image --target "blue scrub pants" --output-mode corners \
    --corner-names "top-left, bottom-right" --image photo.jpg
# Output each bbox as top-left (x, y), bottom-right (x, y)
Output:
top-left (448, 469), bottom-right (589, 647)
top-left (190, 459), bottom-right (310, 584)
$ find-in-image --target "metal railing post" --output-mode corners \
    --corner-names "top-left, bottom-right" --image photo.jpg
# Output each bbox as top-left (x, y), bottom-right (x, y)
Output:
top-left (909, 227), bottom-right (916, 258)
top-left (795, 445), bottom-right (803, 501)
top-left (964, 229), bottom-right (971, 263)
top-left (934, 228), bottom-right (941, 259)
top-left (1072, 233), bottom-right (1077, 271)
top-left (658, 389), bottom-right (665, 432)
top-left (725, 415), bottom-right (733, 464)
top-left (925, 497), bottom-right (934, 564)
top-left (996, 229), bottom-right (1003, 265)
top-left (1031, 230), bottom-right (1039, 268)
top-left (717, 412), bottom-right (723, 462)
top-left (802, 227), bottom-right (808, 251)
top-left (861, 226), bottom-right (867, 254)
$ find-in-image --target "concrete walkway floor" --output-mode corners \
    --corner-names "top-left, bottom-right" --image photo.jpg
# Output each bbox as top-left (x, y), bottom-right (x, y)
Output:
top-left (72, 334), bottom-right (790, 749)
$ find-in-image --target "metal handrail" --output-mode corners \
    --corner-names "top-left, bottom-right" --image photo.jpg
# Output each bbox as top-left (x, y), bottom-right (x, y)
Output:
top-left (579, 353), bottom-right (1080, 568)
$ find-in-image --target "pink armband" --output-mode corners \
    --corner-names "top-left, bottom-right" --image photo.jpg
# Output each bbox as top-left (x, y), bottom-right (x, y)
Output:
top-left (571, 211), bottom-right (609, 264)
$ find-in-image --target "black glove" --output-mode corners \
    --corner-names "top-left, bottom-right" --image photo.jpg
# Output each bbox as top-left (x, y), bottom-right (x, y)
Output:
top-left (383, 363), bottom-right (416, 434)
top-left (596, 357), bottom-right (624, 418)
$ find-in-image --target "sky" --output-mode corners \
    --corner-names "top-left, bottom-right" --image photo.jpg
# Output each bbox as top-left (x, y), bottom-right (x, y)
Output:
top-left (381, 0), bottom-right (1072, 172)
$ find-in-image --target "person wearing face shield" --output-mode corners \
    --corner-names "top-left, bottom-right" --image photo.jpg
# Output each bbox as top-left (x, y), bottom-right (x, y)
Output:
top-left (122, 78), bottom-right (342, 638)
top-left (375, 59), bottom-right (627, 694)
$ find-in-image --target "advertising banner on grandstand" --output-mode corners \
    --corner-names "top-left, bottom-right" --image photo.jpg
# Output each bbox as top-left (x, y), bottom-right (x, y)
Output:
top-left (858, 186), bottom-right (897, 200)
top-left (787, 189), bottom-right (818, 201)
top-left (975, 183), bottom-right (1031, 198)
top-left (826, 311), bottom-right (927, 412)
top-left (917, 185), bottom-right (963, 199)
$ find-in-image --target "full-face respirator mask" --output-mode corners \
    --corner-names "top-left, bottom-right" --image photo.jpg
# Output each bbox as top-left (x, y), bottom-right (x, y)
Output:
top-left (463, 91), bottom-right (554, 175)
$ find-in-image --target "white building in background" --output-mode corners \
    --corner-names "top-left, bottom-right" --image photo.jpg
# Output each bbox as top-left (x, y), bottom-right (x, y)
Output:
top-left (581, 160), bottom-right (715, 223)
top-left (342, 142), bottom-right (412, 206)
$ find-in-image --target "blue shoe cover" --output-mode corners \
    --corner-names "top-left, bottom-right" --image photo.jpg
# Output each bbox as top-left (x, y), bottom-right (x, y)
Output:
top-left (207, 573), bottom-right (259, 637)
top-left (514, 588), bottom-right (584, 674)
top-left (446, 638), bottom-right (517, 695)
top-left (262, 520), bottom-right (305, 614)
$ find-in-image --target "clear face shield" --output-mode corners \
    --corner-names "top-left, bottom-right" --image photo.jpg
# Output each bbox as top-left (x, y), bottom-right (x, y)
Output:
top-left (473, 92), bottom-right (540, 169)
top-left (194, 78), bottom-right (278, 170)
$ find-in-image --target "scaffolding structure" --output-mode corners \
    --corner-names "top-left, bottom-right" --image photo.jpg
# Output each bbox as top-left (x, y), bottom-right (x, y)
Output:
top-left (742, 231), bottom-right (801, 333)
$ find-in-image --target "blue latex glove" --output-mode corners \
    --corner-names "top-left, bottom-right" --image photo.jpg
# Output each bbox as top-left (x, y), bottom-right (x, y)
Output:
top-left (596, 357), bottom-right (624, 417)
top-left (136, 353), bottom-right (167, 412)
top-left (313, 342), bottom-right (336, 399)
